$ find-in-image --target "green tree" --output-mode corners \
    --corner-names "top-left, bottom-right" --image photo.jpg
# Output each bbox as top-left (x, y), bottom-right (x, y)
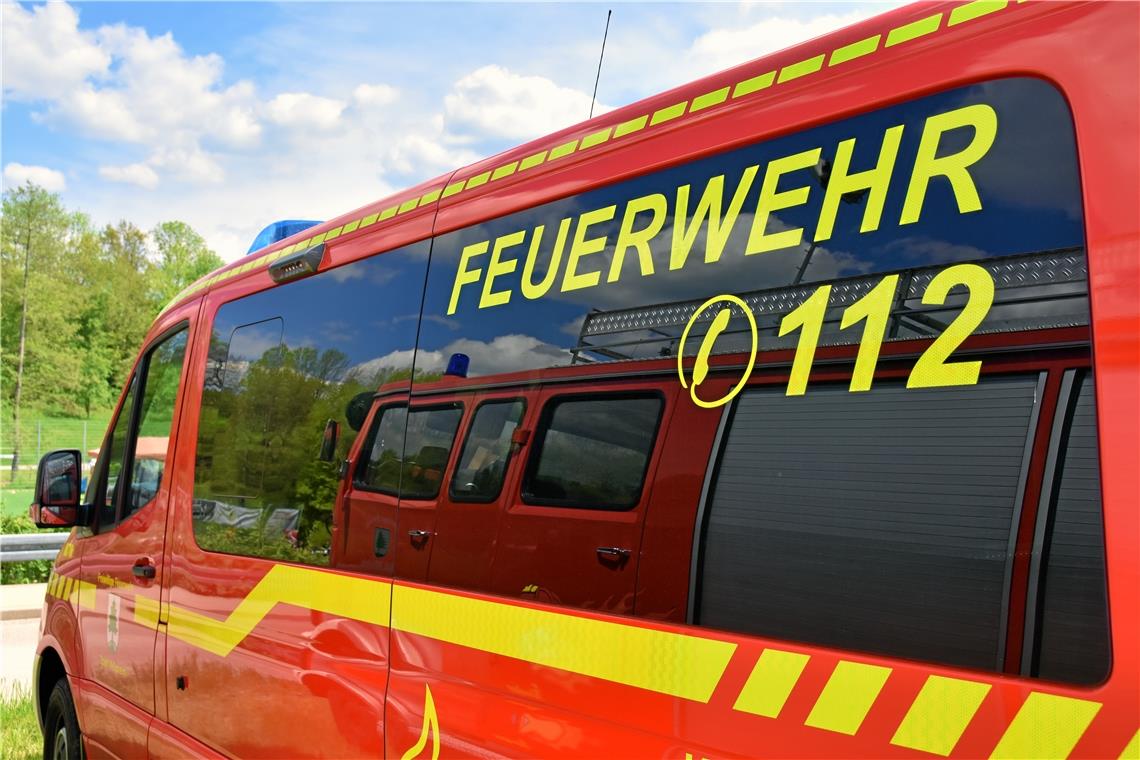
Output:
top-left (151, 221), bottom-right (223, 303)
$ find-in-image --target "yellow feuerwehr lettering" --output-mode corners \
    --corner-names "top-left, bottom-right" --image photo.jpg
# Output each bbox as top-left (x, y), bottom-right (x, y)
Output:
top-left (561, 205), bottom-right (617, 292)
top-left (521, 218), bottom-right (572, 300)
top-left (815, 125), bottom-right (905, 242)
top-left (900, 103), bottom-right (997, 225)
top-left (671, 166), bottom-right (759, 270)
top-left (746, 148), bottom-right (822, 255)
top-left (479, 230), bottom-right (525, 309)
top-left (448, 240), bottom-right (488, 315)
top-left (608, 193), bottom-right (666, 283)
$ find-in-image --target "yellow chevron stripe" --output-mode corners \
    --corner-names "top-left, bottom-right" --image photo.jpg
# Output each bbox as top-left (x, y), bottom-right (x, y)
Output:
top-left (391, 584), bottom-right (735, 703)
top-left (805, 660), bottom-right (891, 735)
top-left (733, 648), bottom-right (809, 718)
top-left (990, 692), bottom-right (1101, 759)
top-left (160, 565), bottom-right (391, 657)
top-left (1119, 730), bottom-right (1139, 760)
top-left (891, 675), bottom-right (991, 756)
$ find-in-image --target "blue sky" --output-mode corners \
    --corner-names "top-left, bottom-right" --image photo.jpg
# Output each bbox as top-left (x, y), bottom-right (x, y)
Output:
top-left (2, 1), bottom-right (902, 262)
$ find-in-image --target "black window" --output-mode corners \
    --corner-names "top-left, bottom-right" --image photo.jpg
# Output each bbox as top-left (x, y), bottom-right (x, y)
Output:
top-left (192, 244), bottom-right (429, 564)
top-left (1030, 371), bottom-right (1110, 684)
top-left (696, 377), bottom-right (1040, 672)
top-left (357, 404), bottom-right (463, 499)
top-left (96, 327), bottom-right (189, 530)
top-left (450, 400), bottom-right (525, 502)
top-left (523, 395), bottom-right (661, 510)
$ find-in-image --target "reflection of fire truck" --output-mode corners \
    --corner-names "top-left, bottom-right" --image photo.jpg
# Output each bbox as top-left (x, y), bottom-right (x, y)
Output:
top-left (27, 1), bottom-right (1138, 758)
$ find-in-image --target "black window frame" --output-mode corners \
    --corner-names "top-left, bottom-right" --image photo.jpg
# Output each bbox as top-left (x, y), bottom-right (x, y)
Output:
top-left (91, 321), bottom-right (190, 534)
top-left (520, 391), bottom-right (664, 512)
top-left (353, 401), bottom-right (465, 500)
top-left (448, 397), bottom-right (527, 504)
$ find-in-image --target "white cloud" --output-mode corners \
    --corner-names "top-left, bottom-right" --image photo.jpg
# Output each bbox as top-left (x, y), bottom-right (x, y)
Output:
top-left (444, 64), bottom-right (607, 141)
top-left (265, 92), bottom-right (347, 131)
top-left (2, 163), bottom-right (67, 192)
top-left (0, 2), bottom-right (109, 101)
top-left (352, 84), bottom-right (399, 110)
top-left (99, 163), bottom-right (159, 189)
top-left (682, 9), bottom-right (885, 81)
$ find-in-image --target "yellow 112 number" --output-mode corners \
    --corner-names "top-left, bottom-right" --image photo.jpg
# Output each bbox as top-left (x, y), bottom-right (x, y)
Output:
top-left (779, 263), bottom-right (995, 396)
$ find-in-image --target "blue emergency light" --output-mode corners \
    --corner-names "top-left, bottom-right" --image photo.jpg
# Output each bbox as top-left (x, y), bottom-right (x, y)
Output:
top-left (445, 353), bottom-right (470, 378)
top-left (247, 219), bottom-right (323, 254)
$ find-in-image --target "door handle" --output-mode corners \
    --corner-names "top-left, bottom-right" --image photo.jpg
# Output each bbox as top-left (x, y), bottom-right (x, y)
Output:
top-left (132, 558), bottom-right (156, 580)
top-left (596, 547), bottom-right (631, 559)
top-left (408, 530), bottom-right (432, 540)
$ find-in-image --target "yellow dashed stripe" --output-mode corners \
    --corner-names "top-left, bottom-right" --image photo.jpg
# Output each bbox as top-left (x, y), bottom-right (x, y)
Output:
top-left (733, 648), bottom-right (810, 718)
top-left (391, 584), bottom-right (736, 703)
top-left (891, 675), bottom-right (991, 756)
top-left (159, 0), bottom-right (1023, 317)
top-left (990, 692), bottom-right (1101, 759)
top-left (805, 661), bottom-right (891, 735)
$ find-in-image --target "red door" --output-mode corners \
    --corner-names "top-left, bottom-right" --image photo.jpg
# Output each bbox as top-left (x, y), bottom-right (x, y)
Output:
top-left (487, 382), bottom-right (677, 615)
top-left (426, 393), bottom-right (529, 594)
top-left (76, 316), bottom-right (194, 758)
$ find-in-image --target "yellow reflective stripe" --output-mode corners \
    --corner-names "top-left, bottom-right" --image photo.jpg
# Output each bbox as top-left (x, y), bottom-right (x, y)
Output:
top-left (359, 212), bottom-right (380, 227)
top-left (135, 596), bottom-right (161, 630)
top-left (491, 162), bottom-right (518, 181)
top-left (324, 226), bottom-right (344, 240)
top-left (418, 189), bottom-right (442, 206)
top-left (733, 648), bottom-right (809, 718)
top-left (886, 13), bottom-right (943, 46)
top-left (441, 180), bottom-right (466, 198)
top-left (891, 675), bottom-right (991, 756)
top-left (778, 54), bottom-right (826, 83)
top-left (830, 35), bottom-right (880, 66)
top-left (165, 565), bottom-right (391, 658)
top-left (579, 128), bottom-right (611, 150)
top-left (733, 71), bottom-right (776, 98)
top-left (465, 170), bottom-right (491, 188)
top-left (61, 577), bottom-right (74, 600)
top-left (650, 101), bottom-right (687, 126)
top-left (519, 151), bottom-right (547, 171)
top-left (613, 116), bottom-right (648, 138)
top-left (397, 198), bottom-right (419, 214)
top-left (47, 573), bottom-right (59, 597)
top-left (949, 0), bottom-right (1007, 25)
top-left (990, 692), bottom-right (1101, 760)
top-left (378, 206), bottom-right (398, 221)
top-left (691, 87), bottom-right (730, 113)
top-left (391, 584), bottom-right (735, 702)
top-left (77, 580), bottom-right (96, 610)
top-left (548, 140), bottom-right (578, 160)
top-left (805, 661), bottom-right (891, 735)
top-left (1119, 730), bottom-right (1139, 760)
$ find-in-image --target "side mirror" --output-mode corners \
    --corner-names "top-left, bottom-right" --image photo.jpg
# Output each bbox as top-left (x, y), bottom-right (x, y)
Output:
top-left (30, 449), bottom-right (82, 528)
top-left (319, 419), bottom-right (340, 462)
top-left (345, 391), bottom-right (373, 432)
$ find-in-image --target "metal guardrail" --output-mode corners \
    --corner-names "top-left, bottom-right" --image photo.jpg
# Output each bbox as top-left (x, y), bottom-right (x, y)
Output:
top-left (0, 533), bottom-right (68, 563)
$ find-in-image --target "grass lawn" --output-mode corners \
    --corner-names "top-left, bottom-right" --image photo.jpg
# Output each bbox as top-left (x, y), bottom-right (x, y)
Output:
top-left (0, 686), bottom-right (40, 760)
top-left (0, 490), bottom-right (35, 520)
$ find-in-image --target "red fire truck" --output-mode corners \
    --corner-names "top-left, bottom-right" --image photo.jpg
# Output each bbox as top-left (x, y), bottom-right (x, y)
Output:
top-left (29, 1), bottom-right (1138, 757)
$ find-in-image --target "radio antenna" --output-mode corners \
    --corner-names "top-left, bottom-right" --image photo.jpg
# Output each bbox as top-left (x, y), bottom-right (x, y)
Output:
top-left (589, 9), bottom-right (612, 119)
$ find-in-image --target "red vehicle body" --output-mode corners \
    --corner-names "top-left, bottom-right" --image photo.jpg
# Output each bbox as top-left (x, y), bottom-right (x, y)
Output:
top-left (31, 1), bottom-right (1138, 758)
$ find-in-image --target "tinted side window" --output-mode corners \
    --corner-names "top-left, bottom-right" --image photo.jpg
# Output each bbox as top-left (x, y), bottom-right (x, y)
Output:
top-left (451, 400), bottom-right (524, 502)
top-left (697, 377), bottom-right (1039, 672)
top-left (123, 329), bottom-right (189, 519)
top-left (1033, 372), bottom-right (1110, 683)
top-left (358, 405), bottom-right (463, 499)
top-left (192, 244), bottom-right (429, 564)
top-left (523, 396), bottom-right (661, 510)
top-left (100, 377), bottom-right (137, 527)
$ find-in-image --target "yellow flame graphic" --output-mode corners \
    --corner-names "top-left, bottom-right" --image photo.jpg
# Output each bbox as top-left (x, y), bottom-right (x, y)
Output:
top-left (400, 685), bottom-right (440, 760)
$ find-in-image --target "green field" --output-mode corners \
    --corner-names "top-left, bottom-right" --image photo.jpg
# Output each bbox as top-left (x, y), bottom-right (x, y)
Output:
top-left (1, 489), bottom-right (35, 519)
top-left (0, 686), bottom-right (39, 760)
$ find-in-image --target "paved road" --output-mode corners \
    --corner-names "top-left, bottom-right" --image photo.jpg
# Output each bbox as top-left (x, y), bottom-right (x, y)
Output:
top-left (1, 617), bottom-right (38, 695)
